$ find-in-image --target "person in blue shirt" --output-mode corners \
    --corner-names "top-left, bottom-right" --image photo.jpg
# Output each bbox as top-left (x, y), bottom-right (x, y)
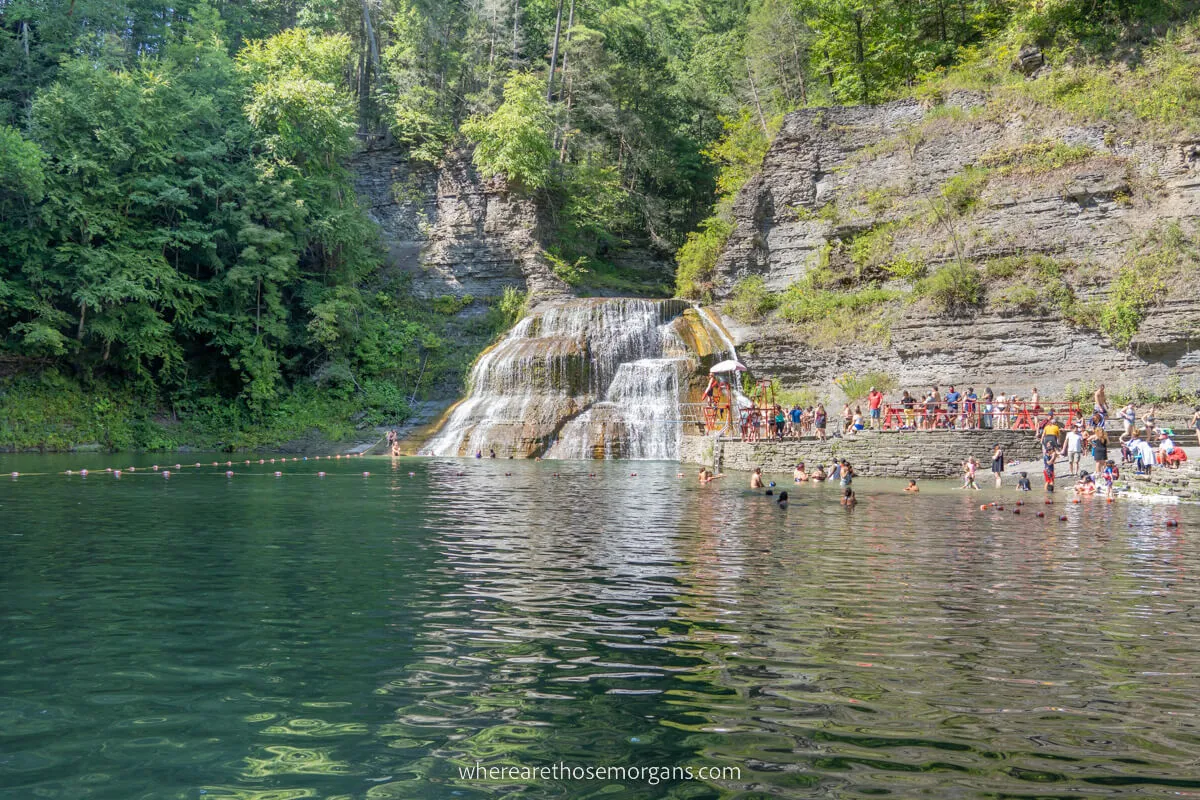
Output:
top-left (945, 386), bottom-right (961, 428)
top-left (789, 404), bottom-right (802, 438)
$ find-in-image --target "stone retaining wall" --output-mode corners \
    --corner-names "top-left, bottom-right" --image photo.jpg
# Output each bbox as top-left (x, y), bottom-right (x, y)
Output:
top-left (681, 429), bottom-right (1045, 479)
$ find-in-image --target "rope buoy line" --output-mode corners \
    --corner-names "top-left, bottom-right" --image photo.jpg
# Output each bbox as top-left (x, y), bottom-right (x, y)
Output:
top-left (6, 452), bottom-right (374, 480)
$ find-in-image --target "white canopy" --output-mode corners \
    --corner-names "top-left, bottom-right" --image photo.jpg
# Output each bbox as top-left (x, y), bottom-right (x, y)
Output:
top-left (709, 359), bottom-right (748, 373)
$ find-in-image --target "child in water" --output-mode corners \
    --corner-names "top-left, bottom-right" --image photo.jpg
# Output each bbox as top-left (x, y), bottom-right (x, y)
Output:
top-left (841, 487), bottom-right (857, 507)
top-left (777, 491), bottom-right (789, 508)
top-left (1042, 447), bottom-right (1056, 493)
top-left (1102, 460), bottom-right (1118, 494)
top-left (1016, 471), bottom-right (1032, 491)
top-left (960, 456), bottom-right (980, 490)
top-left (905, 480), bottom-right (919, 493)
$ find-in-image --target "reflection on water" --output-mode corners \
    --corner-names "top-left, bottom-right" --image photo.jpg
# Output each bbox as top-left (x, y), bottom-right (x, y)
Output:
top-left (0, 455), bottom-right (1197, 799)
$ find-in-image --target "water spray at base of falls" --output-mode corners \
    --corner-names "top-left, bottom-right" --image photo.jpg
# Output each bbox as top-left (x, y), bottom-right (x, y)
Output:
top-left (424, 298), bottom-right (738, 460)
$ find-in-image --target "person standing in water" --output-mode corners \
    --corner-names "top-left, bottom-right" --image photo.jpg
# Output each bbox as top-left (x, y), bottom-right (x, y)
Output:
top-left (990, 444), bottom-right (1004, 487)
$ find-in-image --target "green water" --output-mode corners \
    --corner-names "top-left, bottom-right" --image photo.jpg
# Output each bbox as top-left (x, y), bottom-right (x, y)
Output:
top-left (1, 455), bottom-right (1198, 800)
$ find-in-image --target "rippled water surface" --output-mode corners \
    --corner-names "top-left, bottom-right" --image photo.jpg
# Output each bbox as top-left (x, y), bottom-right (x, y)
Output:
top-left (1, 455), bottom-right (1198, 800)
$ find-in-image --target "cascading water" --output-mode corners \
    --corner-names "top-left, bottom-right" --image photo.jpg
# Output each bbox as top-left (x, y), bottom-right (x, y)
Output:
top-left (425, 298), bottom-right (737, 460)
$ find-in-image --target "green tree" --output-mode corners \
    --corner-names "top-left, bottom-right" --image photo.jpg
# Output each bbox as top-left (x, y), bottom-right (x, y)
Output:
top-left (463, 70), bottom-right (555, 189)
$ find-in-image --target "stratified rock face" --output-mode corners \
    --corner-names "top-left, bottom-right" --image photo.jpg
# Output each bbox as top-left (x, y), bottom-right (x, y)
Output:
top-left (714, 93), bottom-right (1200, 397)
top-left (424, 298), bottom-right (737, 459)
top-left (350, 147), bottom-right (568, 300)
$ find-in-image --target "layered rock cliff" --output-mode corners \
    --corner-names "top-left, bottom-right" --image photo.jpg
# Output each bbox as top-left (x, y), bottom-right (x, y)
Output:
top-left (713, 92), bottom-right (1200, 397)
top-left (350, 147), bottom-right (569, 301)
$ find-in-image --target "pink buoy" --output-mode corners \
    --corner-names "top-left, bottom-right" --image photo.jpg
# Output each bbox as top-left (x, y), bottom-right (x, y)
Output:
top-left (80, 469), bottom-right (88, 477)
top-left (163, 471), bottom-right (170, 478)
top-left (258, 459), bottom-right (265, 464)
top-left (225, 471), bottom-right (234, 477)
top-left (1035, 511), bottom-right (1044, 518)
top-left (105, 467), bottom-right (113, 473)
top-left (66, 470), bottom-right (73, 475)
top-left (152, 465), bottom-right (159, 471)
top-left (362, 471), bottom-right (370, 477)
top-left (318, 471), bottom-right (326, 477)
top-left (175, 464), bottom-right (182, 470)
top-left (1059, 515), bottom-right (1068, 521)
top-left (10, 472), bottom-right (18, 478)
top-left (274, 471), bottom-right (282, 477)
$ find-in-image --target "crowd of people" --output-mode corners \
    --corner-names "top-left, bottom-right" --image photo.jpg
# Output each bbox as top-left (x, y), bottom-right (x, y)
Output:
top-left (738, 384), bottom-right (1119, 441)
top-left (729, 383), bottom-right (1198, 497)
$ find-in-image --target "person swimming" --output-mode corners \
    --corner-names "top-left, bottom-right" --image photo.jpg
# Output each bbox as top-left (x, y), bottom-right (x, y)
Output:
top-left (777, 491), bottom-right (789, 507)
top-left (1016, 471), bottom-right (1032, 491)
top-left (905, 480), bottom-right (919, 493)
top-left (841, 487), bottom-right (856, 507)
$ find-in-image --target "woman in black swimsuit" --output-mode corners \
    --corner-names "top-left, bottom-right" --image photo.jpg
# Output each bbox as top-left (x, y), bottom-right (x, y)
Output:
top-left (990, 444), bottom-right (1004, 487)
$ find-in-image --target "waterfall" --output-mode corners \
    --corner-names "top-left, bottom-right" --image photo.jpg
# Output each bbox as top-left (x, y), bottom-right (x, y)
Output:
top-left (425, 298), bottom-right (737, 460)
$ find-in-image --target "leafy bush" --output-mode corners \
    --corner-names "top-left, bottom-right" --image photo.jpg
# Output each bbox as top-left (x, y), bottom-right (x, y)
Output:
top-left (916, 263), bottom-right (984, 312)
top-left (979, 141), bottom-right (1095, 173)
top-left (1100, 221), bottom-right (1192, 347)
top-left (431, 294), bottom-right (475, 315)
top-left (546, 252), bottom-right (589, 284)
top-left (940, 167), bottom-right (990, 216)
top-left (835, 372), bottom-right (897, 402)
top-left (724, 275), bottom-right (779, 323)
top-left (884, 254), bottom-right (927, 281)
top-left (675, 217), bottom-right (733, 300)
top-left (497, 287), bottom-right (528, 328)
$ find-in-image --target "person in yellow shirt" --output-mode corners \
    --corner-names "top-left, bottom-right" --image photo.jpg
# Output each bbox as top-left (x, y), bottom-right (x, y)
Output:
top-left (1040, 416), bottom-right (1062, 451)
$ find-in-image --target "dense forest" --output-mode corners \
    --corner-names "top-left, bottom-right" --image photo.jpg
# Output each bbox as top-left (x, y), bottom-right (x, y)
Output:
top-left (0, 0), bottom-right (1191, 448)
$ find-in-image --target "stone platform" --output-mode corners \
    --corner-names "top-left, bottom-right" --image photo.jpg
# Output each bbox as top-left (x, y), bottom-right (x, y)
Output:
top-left (681, 429), bottom-right (1046, 479)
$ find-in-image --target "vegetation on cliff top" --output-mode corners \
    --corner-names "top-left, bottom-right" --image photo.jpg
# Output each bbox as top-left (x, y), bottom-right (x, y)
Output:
top-left (701, 0), bottom-right (1200, 354)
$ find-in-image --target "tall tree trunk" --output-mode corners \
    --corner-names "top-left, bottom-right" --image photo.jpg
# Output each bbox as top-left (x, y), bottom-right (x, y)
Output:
top-left (557, 0), bottom-right (575, 101)
top-left (489, 1), bottom-right (497, 66)
top-left (361, 0), bottom-right (381, 78)
top-left (746, 58), bottom-right (769, 134)
top-left (512, 0), bottom-right (520, 67)
top-left (556, 0), bottom-right (576, 158)
top-left (853, 13), bottom-right (868, 104)
top-left (788, 26), bottom-right (807, 105)
top-left (547, 0), bottom-right (564, 100)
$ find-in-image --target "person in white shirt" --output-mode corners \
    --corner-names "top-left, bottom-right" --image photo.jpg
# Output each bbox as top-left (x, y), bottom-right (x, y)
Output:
top-left (1159, 434), bottom-right (1177, 468)
top-left (1062, 427), bottom-right (1084, 475)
